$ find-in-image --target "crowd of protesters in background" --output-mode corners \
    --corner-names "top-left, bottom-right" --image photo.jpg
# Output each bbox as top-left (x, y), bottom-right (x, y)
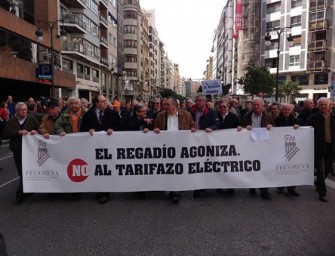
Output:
top-left (1, 93), bottom-right (335, 204)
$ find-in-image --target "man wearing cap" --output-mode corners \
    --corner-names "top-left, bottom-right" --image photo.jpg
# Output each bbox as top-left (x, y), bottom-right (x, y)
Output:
top-left (81, 94), bottom-right (122, 204)
top-left (38, 98), bottom-right (61, 139)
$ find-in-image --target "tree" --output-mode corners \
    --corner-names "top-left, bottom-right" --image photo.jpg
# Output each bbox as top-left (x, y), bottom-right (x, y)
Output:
top-left (278, 80), bottom-right (302, 103)
top-left (159, 88), bottom-right (185, 101)
top-left (239, 63), bottom-right (275, 96)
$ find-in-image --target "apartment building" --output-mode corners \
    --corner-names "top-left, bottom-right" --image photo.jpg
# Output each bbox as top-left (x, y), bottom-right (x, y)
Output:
top-left (216, 0), bottom-right (235, 95)
top-left (261, 0), bottom-right (334, 101)
top-left (60, 0), bottom-right (121, 101)
top-left (212, 0), bottom-right (334, 101)
top-left (0, 0), bottom-right (75, 100)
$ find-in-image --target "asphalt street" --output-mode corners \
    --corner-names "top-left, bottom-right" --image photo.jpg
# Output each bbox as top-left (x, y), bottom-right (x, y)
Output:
top-left (0, 142), bottom-right (335, 256)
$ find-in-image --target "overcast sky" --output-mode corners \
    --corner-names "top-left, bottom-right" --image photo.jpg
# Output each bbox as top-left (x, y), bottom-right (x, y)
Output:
top-left (140, 0), bottom-right (226, 80)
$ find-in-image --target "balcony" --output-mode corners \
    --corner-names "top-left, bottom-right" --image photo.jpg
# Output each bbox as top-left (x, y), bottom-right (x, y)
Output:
top-left (100, 36), bottom-right (108, 48)
top-left (60, 0), bottom-right (85, 9)
top-left (100, 15), bottom-right (108, 28)
top-left (62, 42), bottom-right (101, 65)
top-left (309, 20), bottom-right (328, 31)
top-left (307, 60), bottom-right (327, 72)
top-left (99, 0), bottom-right (108, 9)
top-left (101, 56), bottom-right (108, 65)
top-left (308, 39), bottom-right (327, 52)
top-left (61, 14), bottom-right (86, 34)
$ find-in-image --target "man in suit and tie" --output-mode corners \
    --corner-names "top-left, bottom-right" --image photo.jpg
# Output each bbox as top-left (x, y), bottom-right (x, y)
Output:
top-left (81, 94), bottom-right (122, 204)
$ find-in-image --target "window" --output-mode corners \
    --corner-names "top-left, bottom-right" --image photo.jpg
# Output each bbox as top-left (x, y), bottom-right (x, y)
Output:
top-left (292, 75), bottom-right (309, 85)
top-left (292, 0), bottom-right (302, 8)
top-left (265, 58), bottom-right (277, 69)
top-left (124, 40), bottom-right (137, 48)
top-left (126, 69), bottom-right (137, 77)
top-left (93, 69), bottom-right (99, 82)
top-left (267, 2), bottom-right (281, 14)
top-left (62, 59), bottom-right (73, 72)
top-left (265, 41), bottom-right (279, 51)
top-left (315, 73), bottom-right (328, 85)
top-left (289, 55), bottom-right (300, 67)
top-left (291, 16), bottom-right (302, 27)
top-left (266, 20), bottom-right (280, 30)
top-left (84, 66), bottom-right (90, 80)
top-left (124, 10), bottom-right (137, 19)
top-left (124, 25), bottom-right (137, 34)
top-left (124, 54), bottom-right (137, 62)
top-left (82, 15), bottom-right (99, 37)
top-left (83, 0), bottom-right (98, 15)
top-left (310, 10), bottom-right (325, 21)
top-left (77, 64), bottom-right (84, 79)
top-left (291, 36), bottom-right (301, 46)
top-left (82, 40), bottom-right (100, 60)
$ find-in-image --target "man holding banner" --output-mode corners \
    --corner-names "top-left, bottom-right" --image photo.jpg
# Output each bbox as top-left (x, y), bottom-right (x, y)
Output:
top-left (2, 102), bottom-right (40, 203)
top-left (241, 97), bottom-right (274, 200)
top-left (81, 94), bottom-right (122, 204)
top-left (154, 96), bottom-right (196, 203)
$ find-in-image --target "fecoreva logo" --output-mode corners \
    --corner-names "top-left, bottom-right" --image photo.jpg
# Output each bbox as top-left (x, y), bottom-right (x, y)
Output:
top-left (67, 159), bottom-right (89, 182)
top-left (37, 140), bottom-right (50, 167)
top-left (284, 135), bottom-right (299, 161)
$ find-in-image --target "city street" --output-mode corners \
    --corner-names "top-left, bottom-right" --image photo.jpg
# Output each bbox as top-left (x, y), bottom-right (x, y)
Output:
top-left (1, 142), bottom-right (335, 256)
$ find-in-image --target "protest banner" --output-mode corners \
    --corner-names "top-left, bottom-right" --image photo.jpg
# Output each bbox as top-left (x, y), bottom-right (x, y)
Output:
top-left (22, 127), bottom-right (314, 192)
top-left (201, 80), bottom-right (222, 95)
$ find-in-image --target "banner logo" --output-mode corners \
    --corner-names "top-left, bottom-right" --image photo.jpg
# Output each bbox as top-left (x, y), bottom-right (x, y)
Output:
top-left (67, 159), bottom-right (89, 182)
top-left (284, 135), bottom-right (299, 161)
top-left (37, 140), bottom-right (50, 167)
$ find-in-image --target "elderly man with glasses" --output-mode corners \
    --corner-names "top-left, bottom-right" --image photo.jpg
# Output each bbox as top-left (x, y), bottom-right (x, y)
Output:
top-left (2, 102), bottom-right (40, 203)
top-left (147, 98), bottom-right (162, 122)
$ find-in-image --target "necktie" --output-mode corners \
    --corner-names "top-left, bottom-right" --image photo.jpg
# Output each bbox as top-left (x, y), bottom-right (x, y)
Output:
top-left (98, 111), bottom-right (103, 126)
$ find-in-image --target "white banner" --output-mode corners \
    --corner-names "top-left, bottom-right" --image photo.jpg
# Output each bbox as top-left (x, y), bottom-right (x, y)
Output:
top-left (201, 79), bottom-right (222, 95)
top-left (22, 127), bottom-right (314, 193)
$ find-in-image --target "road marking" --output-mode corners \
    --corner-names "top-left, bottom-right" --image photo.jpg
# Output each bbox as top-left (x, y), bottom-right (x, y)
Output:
top-left (326, 178), bottom-right (335, 190)
top-left (0, 177), bottom-right (19, 189)
top-left (0, 153), bottom-right (12, 161)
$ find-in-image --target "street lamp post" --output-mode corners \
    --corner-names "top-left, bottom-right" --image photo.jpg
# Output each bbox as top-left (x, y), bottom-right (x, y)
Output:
top-left (264, 26), bottom-right (293, 102)
top-left (35, 20), bottom-right (67, 98)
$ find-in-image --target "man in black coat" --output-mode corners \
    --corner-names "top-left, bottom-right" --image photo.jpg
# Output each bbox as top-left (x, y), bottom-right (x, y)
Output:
top-left (274, 103), bottom-right (301, 196)
top-left (307, 97), bottom-right (335, 202)
top-left (217, 98), bottom-right (241, 195)
top-left (81, 94), bottom-right (122, 204)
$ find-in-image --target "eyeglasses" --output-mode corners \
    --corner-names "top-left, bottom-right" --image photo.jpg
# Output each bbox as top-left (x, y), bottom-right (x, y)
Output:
top-left (154, 102), bottom-right (160, 105)
top-left (219, 106), bottom-right (227, 109)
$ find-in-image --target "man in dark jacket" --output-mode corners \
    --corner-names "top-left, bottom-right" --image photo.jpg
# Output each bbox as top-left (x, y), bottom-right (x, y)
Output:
top-left (190, 95), bottom-right (219, 198)
top-left (81, 94), bottom-right (122, 204)
top-left (2, 102), bottom-right (40, 203)
top-left (307, 97), bottom-right (335, 202)
top-left (216, 98), bottom-right (241, 195)
top-left (190, 95), bottom-right (219, 131)
top-left (274, 103), bottom-right (301, 196)
top-left (242, 97), bottom-right (274, 200)
top-left (298, 99), bottom-right (318, 125)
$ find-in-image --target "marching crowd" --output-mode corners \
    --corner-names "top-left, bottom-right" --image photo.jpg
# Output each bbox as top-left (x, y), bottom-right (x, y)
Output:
top-left (0, 94), bottom-right (334, 205)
